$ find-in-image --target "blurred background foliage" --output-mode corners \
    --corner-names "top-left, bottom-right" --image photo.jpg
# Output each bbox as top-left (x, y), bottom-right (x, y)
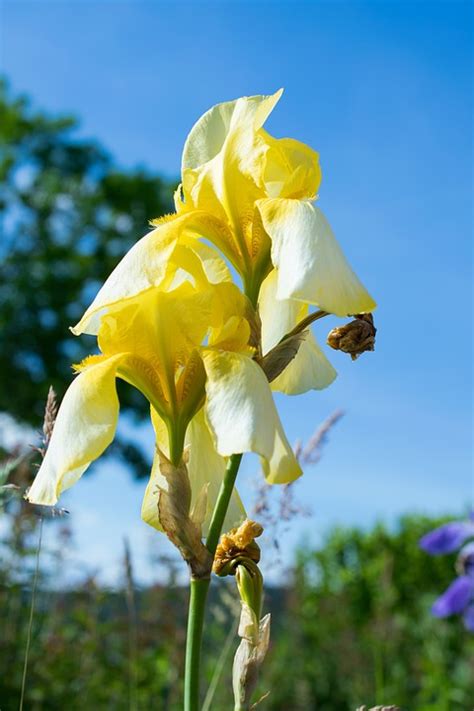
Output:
top-left (1, 467), bottom-right (473, 711)
top-left (0, 79), bottom-right (175, 476)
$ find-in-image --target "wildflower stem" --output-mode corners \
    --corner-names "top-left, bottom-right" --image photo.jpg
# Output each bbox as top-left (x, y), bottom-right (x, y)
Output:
top-left (184, 453), bottom-right (243, 711)
top-left (19, 517), bottom-right (43, 711)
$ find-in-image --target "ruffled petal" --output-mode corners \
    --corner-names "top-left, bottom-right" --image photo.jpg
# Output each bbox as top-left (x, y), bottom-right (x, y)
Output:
top-left (202, 350), bottom-right (302, 484)
top-left (72, 211), bottom-right (233, 336)
top-left (261, 130), bottom-right (321, 200)
top-left (142, 408), bottom-right (245, 535)
top-left (257, 198), bottom-right (376, 316)
top-left (432, 575), bottom-right (474, 617)
top-left (259, 270), bottom-right (336, 394)
top-left (182, 91), bottom-right (283, 173)
top-left (180, 92), bottom-right (284, 272)
top-left (26, 354), bottom-right (124, 505)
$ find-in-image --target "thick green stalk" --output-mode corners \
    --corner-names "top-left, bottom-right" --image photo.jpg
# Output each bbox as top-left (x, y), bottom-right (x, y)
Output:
top-left (185, 578), bottom-right (210, 711)
top-left (184, 453), bottom-right (243, 710)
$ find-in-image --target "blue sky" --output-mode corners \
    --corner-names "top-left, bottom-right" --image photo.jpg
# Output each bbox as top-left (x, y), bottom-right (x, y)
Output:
top-left (1, 1), bottom-right (472, 584)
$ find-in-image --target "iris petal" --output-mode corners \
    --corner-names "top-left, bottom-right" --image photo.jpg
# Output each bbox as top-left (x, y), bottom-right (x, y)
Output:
top-left (259, 269), bottom-right (337, 394)
top-left (202, 350), bottom-right (302, 484)
top-left (26, 354), bottom-right (125, 505)
top-left (258, 198), bottom-right (376, 316)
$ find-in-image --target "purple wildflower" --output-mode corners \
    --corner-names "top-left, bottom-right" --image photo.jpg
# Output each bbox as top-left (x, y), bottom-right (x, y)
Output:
top-left (419, 520), bottom-right (474, 555)
top-left (432, 543), bottom-right (474, 631)
top-left (420, 515), bottom-right (474, 632)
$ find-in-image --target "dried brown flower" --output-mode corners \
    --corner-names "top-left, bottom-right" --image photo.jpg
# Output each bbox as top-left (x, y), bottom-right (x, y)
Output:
top-left (327, 313), bottom-right (376, 360)
top-left (213, 519), bottom-right (263, 576)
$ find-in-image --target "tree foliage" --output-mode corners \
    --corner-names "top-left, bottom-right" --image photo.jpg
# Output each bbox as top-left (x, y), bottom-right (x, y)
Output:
top-left (0, 80), bottom-right (176, 473)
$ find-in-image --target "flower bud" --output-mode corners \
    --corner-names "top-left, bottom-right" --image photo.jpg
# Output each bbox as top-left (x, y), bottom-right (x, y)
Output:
top-left (327, 313), bottom-right (376, 360)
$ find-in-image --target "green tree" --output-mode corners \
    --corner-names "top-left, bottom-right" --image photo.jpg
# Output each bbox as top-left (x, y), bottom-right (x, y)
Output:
top-left (0, 79), bottom-right (176, 473)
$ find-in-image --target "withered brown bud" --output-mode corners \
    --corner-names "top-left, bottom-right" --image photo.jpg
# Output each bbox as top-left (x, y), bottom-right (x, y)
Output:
top-left (327, 313), bottom-right (376, 361)
top-left (213, 519), bottom-right (263, 576)
top-left (156, 449), bottom-right (212, 579)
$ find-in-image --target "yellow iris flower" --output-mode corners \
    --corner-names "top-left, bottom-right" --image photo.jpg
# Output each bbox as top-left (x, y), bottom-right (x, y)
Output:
top-left (73, 90), bottom-right (375, 398)
top-left (27, 90), bottom-right (376, 533)
top-left (26, 251), bottom-right (302, 531)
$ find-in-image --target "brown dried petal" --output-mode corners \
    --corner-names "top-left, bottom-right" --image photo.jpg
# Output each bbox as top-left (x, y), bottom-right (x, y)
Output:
top-left (327, 313), bottom-right (376, 361)
top-left (156, 449), bottom-right (212, 579)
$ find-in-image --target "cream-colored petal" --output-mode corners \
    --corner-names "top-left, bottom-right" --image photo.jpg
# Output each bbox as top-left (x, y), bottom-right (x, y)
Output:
top-left (72, 220), bottom-right (178, 336)
top-left (26, 355), bottom-right (124, 505)
top-left (203, 350), bottom-right (302, 484)
top-left (141, 410), bottom-right (169, 532)
top-left (142, 408), bottom-right (245, 534)
top-left (182, 91), bottom-right (283, 172)
top-left (259, 269), bottom-right (337, 394)
top-left (187, 409), bottom-right (245, 535)
top-left (258, 199), bottom-right (377, 316)
top-left (271, 332), bottom-right (337, 394)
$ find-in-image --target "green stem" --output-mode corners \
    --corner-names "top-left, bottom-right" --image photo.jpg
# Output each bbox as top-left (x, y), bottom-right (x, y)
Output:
top-left (184, 578), bottom-right (210, 711)
top-left (184, 453), bottom-right (243, 710)
top-left (206, 453), bottom-right (243, 556)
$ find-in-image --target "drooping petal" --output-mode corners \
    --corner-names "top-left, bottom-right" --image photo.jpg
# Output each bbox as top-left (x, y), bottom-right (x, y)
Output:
top-left (271, 333), bottom-right (337, 395)
top-left (72, 211), bottom-right (233, 336)
top-left (431, 575), bottom-right (474, 617)
top-left (257, 198), bottom-right (376, 316)
top-left (420, 521), bottom-right (474, 555)
top-left (142, 408), bottom-right (245, 535)
top-left (187, 409), bottom-right (245, 534)
top-left (202, 350), bottom-right (302, 484)
top-left (259, 269), bottom-right (337, 394)
top-left (26, 354), bottom-right (125, 505)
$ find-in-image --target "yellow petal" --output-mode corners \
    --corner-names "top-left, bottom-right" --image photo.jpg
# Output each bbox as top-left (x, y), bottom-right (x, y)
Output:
top-left (202, 350), bottom-right (302, 484)
top-left (97, 283), bottom-right (212, 408)
top-left (182, 91), bottom-right (283, 172)
top-left (261, 130), bottom-right (321, 200)
top-left (72, 211), bottom-right (234, 336)
top-left (259, 269), bottom-right (337, 394)
top-left (180, 92), bottom-right (284, 272)
top-left (26, 354), bottom-right (125, 505)
top-left (258, 198), bottom-right (377, 316)
top-left (142, 408), bottom-right (245, 534)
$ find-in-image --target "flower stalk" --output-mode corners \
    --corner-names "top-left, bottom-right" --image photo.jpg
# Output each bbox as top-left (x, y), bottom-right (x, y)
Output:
top-left (184, 453), bottom-right (244, 711)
